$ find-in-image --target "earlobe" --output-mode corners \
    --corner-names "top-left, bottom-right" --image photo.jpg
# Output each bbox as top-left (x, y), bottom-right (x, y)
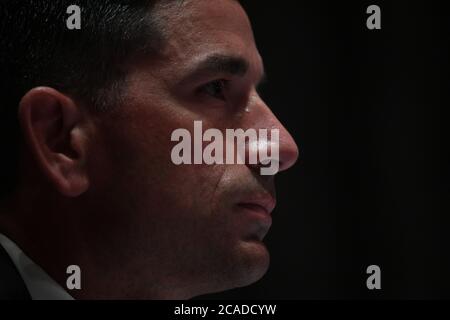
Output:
top-left (18, 87), bottom-right (90, 197)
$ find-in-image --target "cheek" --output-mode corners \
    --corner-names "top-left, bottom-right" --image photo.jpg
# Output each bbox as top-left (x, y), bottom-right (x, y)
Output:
top-left (92, 110), bottom-right (230, 225)
top-left (165, 164), bottom-right (228, 220)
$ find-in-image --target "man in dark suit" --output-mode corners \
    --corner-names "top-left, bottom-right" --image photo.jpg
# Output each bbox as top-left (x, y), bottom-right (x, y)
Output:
top-left (0, 0), bottom-right (298, 299)
top-left (0, 239), bottom-right (30, 300)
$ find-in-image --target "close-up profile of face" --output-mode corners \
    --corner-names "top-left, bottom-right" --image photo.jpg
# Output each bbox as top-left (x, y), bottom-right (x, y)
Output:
top-left (0, 0), bottom-right (298, 300)
top-left (84, 0), bottom-right (298, 298)
top-left (2, 0), bottom-right (448, 305)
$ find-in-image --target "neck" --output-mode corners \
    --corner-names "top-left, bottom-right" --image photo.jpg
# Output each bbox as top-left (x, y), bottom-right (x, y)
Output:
top-left (0, 191), bottom-right (197, 300)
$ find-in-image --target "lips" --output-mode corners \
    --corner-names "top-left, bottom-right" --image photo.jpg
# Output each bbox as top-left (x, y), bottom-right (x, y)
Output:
top-left (236, 194), bottom-right (276, 241)
top-left (237, 194), bottom-right (276, 216)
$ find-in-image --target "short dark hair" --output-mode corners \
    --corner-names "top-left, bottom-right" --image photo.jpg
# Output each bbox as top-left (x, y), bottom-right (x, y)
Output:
top-left (0, 0), bottom-right (170, 197)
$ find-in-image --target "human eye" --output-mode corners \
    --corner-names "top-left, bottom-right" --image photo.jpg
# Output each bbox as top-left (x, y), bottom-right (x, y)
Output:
top-left (199, 79), bottom-right (229, 101)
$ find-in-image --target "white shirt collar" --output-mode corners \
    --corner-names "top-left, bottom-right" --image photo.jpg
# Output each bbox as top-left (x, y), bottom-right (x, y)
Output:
top-left (0, 233), bottom-right (74, 300)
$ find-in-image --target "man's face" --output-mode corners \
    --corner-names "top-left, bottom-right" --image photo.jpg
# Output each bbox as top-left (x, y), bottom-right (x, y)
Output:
top-left (85, 0), bottom-right (298, 298)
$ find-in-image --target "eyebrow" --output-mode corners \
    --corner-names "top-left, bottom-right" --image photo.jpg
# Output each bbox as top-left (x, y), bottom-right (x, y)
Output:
top-left (177, 53), bottom-right (267, 90)
top-left (193, 54), bottom-right (250, 77)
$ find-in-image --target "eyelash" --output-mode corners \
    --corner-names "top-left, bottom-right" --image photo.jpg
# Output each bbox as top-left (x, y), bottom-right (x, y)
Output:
top-left (200, 79), bottom-right (229, 101)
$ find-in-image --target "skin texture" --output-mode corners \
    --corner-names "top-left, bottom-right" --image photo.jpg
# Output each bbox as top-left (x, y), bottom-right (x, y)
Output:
top-left (0, 0), bottom-right (298, 299)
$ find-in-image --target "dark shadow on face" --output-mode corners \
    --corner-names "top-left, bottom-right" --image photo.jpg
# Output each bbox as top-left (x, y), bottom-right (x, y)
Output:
top-left (2, 0), bottom-right (298, 299)
top-left (77, 0), bottom-right (299, 299)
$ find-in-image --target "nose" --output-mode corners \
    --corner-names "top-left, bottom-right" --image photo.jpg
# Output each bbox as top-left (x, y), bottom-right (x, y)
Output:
top-left (277, 122), bottom-right (299, 172)
top-left (246, 95), bottom-right (299, 174)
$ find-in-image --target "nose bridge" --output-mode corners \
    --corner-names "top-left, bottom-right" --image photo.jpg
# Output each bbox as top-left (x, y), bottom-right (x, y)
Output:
top-left (247, 96), bottom-right (299, 173)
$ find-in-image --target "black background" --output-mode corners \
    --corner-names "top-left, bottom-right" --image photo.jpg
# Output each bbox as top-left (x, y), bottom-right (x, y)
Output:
top-left (201, 0), bottom-right (450, 299)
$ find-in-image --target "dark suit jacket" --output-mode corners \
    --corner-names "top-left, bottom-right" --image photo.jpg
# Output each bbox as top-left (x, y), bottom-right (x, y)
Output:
top-left (0, 242), bottom-right (31, 300)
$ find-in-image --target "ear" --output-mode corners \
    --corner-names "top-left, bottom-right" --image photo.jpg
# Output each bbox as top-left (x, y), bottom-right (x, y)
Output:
top-left (18, 87), bottom-right (90, 197)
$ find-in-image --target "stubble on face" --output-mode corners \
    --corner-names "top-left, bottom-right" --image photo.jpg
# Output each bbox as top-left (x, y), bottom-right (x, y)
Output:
top-left (86, 0), bottom-right (278, 298)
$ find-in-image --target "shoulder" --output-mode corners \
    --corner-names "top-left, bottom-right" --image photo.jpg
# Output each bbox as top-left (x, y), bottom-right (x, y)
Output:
top-left (0, 241), bottom-right (31, 300)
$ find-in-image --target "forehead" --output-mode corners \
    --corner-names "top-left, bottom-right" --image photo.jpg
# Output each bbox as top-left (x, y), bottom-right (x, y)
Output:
top-left (154, 0), bottom-right (261, 71)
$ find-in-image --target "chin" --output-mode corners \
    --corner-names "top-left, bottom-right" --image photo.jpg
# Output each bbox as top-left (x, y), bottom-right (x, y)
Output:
top-left (185, 240), bottom-right (271, 298)
top-left (229, 239), bottom-right (271, 289)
